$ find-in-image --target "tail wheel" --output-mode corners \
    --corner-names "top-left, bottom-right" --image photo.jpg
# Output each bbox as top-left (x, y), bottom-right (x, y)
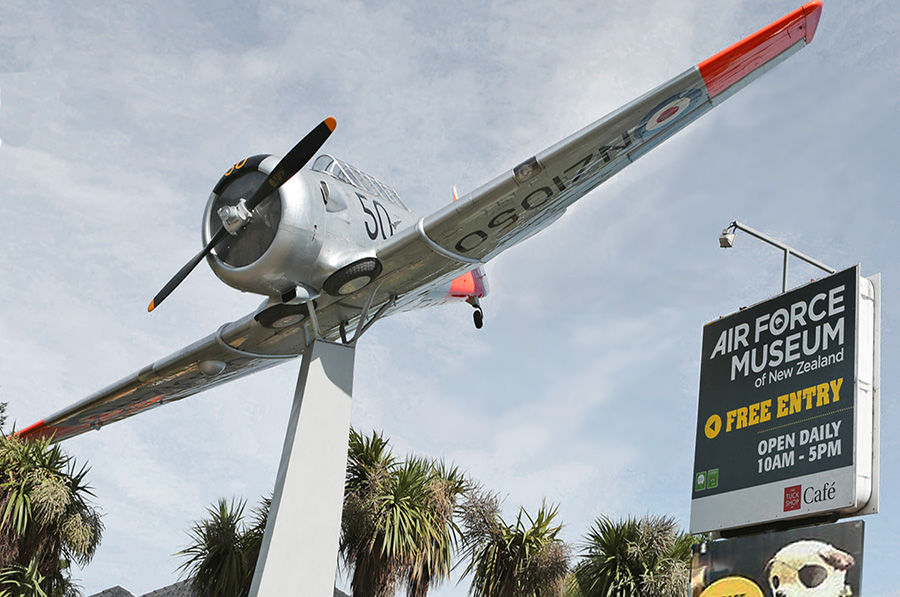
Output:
top-left (323, 258), bottom-right (383, 296)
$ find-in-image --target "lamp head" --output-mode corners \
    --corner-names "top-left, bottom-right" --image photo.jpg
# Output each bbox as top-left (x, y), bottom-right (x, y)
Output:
top-left (719, 228), bottom-right (736, 248)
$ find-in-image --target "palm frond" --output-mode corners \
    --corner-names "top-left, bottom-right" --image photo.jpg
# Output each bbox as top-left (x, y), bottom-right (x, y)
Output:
top-left (0, 433), bottom-right (102, 596)
top-left (461, 501), bottom-right (569, 597)
top-left (571, 514), bottom-right (691, 597)
top-left (177, 498), bottom-right (251, 597)
top-left (0, 558), bottom-right (48, 597)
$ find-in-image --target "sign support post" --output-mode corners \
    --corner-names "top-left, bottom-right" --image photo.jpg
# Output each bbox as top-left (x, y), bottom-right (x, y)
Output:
top-left (249, 339), bottom-right (355, 597)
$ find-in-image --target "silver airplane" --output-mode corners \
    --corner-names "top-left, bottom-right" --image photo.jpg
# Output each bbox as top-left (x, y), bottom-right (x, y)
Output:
top-left (21, 1), bottom-right (823, 442)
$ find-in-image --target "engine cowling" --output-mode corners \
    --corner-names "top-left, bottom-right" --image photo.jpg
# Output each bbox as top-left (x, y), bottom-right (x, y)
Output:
top-left (202, 154), bottom-right (323, 297)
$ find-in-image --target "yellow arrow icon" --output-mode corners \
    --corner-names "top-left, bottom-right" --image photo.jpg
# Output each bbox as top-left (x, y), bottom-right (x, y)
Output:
top-left (705, 414), bottom-right (722, 439)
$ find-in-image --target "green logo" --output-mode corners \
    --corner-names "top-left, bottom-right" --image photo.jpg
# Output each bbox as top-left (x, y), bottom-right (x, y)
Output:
top-left (695, 471), bottom-right (707, 492)
top-left (707, 468), bottom-right (719, 489)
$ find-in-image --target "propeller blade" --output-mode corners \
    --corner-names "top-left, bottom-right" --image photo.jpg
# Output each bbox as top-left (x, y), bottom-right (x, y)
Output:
top-left (147, 117), bottom-right (337, 313)
top-left (245, 117), bottom-right (337, 212)
top-left (148, 228), bottom-right (228, 312)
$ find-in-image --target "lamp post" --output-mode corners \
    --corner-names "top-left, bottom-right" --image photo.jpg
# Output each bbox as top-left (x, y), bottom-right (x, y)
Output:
top-left (718, 221), bottom-right (836, 293)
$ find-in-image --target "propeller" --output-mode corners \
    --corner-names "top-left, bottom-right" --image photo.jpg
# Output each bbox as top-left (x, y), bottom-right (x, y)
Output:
top-left (148, 117), bottom-right (336, 312)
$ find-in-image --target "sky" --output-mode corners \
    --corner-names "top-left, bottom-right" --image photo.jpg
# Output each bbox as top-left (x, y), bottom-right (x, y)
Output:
top-left (1, 0), bottom-right (899, 595)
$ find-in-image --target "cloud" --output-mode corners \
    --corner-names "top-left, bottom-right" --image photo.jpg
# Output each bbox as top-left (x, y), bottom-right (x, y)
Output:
top-left (2, 1), bottom-right (899, 595)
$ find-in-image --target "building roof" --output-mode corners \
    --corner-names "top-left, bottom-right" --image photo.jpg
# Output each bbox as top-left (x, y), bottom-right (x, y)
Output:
top-left (87, 588), bottom-right (134, 597)
top-left (87, 581), bottom-right (189, 597)
top-left (140, 580), bottom-right (194, 597)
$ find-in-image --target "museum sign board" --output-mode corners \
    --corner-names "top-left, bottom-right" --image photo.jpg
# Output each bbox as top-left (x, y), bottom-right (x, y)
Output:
top-left (690, 266), bottom-right (880, 534)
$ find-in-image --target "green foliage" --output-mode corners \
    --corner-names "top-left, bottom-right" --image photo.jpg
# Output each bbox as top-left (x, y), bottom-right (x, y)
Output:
top-left (0, 433), bottom-right (102, 597)
top-left (404, 459), bottom-right (467, 596)
top-left (570, 514), bottom-right (692, 597)
top-left (178, 429), bottom-right (467, 597)
top-left (177, 496), bottom-right (270, 597)
top-left (239, 495), bottom-right (270, 581)
top-left (460, 494), bottom-right (570, 597)
top-left (178, 428), bottom-right (692, 597)
top-left (0, 558), bottom-right (48, 597)
top-left (341, 429), bottom-right (468, 597)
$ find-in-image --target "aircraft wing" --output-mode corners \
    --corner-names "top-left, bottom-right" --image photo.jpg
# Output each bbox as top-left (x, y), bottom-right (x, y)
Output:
top-left (18, 1), bottom-right (822, 443)
top-left (17, 316), bottom-right (297, 442)
top-left (374, 1), bottom-right (823, 298)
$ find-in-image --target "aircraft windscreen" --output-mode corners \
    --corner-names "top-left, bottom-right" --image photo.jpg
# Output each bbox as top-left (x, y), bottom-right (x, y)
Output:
top-left (312, 154), bottom-right (411, 212)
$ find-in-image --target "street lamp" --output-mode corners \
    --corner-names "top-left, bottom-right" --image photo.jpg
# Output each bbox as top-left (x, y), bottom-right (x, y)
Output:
top-left (719, 221), bottom-right (836, 293)
top-left (718, 228), bottom-right (736, 248)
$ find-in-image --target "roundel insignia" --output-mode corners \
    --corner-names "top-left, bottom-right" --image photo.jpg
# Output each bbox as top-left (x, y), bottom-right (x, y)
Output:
top-left (647, 97), bottom-right (691, 131)
top-left (699, 576), bottom-right (764, 597)
top-left (635, 89), bottom-right (703, 140)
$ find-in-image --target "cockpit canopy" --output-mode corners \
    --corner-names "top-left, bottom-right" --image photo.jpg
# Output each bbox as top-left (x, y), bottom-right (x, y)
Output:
top-left (312, 154), bottom-right (410, 212)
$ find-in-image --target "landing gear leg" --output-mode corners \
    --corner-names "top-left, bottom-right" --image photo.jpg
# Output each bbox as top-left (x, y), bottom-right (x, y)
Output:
top-left (467, 296), bottom-right (484, 330)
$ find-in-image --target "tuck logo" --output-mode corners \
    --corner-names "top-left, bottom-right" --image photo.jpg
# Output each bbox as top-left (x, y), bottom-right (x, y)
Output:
top-left (783, 485), bottom-right (802, 511)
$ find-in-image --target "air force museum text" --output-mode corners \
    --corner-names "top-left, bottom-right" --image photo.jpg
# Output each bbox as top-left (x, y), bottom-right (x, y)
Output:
top-left (709, 283), bottom-right (847, 383)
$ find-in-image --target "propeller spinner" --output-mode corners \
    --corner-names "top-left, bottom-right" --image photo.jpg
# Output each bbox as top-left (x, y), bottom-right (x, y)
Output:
top-left (148, 117), bottom-right (337, 312)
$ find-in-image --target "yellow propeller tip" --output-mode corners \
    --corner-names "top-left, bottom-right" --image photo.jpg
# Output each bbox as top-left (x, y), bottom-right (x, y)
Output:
top-left (148, 301), bottom-right (156, 313)
top-left (325, 117), bottom-right (337, 132)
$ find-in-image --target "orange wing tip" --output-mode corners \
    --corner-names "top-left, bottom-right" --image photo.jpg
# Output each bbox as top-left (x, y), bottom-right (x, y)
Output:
top-left (16, 420), bottom-right (46, 438)
top-left (802, 1), bottom-right (824, 44)
top-left (325, 117), bottom-right (337, 132)
top-left (698, 1), bottom-right (824, 98)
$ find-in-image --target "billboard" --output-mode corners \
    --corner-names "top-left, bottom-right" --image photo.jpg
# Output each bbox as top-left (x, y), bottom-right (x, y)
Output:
top-left (691, 520), bottom-right (864, 597)
top-left (691, 266), bottom-right (879, 534)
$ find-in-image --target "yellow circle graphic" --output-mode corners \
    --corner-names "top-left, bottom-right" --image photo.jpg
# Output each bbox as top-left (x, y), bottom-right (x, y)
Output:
top-left (704, 414), bottom-right (722, 439)
top-left (699, 576), bottom-right (763, 597)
